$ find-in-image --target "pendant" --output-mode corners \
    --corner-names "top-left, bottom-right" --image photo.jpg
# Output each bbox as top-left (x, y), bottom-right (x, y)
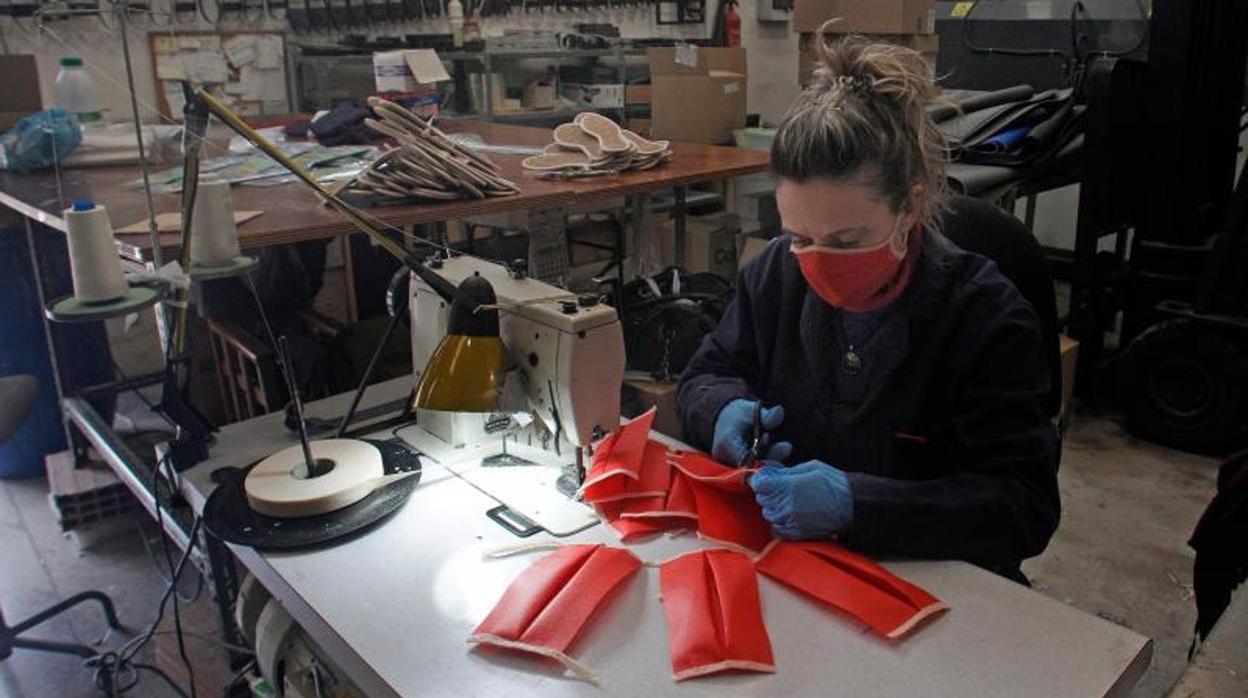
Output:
top-left (842, 345), bottom-right (863, 375)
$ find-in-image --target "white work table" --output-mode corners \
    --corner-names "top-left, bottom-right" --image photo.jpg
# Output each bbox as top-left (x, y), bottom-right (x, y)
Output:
top-left (178, 378), bottom-right (1151, 698)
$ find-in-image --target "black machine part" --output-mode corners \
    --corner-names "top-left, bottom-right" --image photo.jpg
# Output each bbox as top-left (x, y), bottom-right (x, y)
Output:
top-left (203, 438), bottom-right (421, 550)
top-left (622, 268), bottom-right (732, 381)
top-left (1120, 319), bottom-right (1248, 455)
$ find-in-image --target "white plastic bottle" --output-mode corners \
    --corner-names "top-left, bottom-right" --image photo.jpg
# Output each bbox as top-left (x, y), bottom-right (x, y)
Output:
top-left (54, 56), bottom-right (103, 124)
top-left (448, 0), bottom-right (465, 48)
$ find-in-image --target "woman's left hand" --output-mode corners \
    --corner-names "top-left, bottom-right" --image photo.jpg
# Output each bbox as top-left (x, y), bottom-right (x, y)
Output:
top-left (750, 461), bottom-right (854, 540)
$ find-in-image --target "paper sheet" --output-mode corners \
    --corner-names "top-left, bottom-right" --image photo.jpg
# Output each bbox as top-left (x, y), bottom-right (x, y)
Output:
top-left (163, 80), bottom-right (187, 115)
top-left (155, 54), bottom-right (187, 81)
top-left (223, 35), bottom-right (257, 68)
top-left (186, 51), bottom-right (229, 84)
top-left (255, 35), bottom-right (283, 70)
top-left (675, 43), bottom-right (698, 69)
top-left (116, 210), bottom-right (264, 234)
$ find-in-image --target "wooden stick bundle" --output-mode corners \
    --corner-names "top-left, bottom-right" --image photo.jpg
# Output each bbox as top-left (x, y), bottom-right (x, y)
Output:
top-left (346, 98), bottom-right (521, 202)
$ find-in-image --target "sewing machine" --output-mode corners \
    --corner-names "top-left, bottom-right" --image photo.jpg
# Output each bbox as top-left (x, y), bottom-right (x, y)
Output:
top-left (396, 255), bottom-right (626, 536)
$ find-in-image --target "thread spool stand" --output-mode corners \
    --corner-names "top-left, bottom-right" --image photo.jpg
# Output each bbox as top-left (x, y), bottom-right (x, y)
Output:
top-left (188, 255), bottom-right (259, 282)
top-left (44, 199), bottom-right (166, 324)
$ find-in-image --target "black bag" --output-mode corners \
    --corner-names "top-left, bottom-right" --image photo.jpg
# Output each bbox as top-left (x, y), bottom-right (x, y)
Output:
top-left (621, 267), bottom-right (732, 381)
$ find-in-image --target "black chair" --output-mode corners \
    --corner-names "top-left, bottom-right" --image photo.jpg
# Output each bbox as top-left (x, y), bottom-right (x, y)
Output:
top-left (940, 196), bottom-right (1063, 421)
top-left (0, 374), bottom-right (122, 661)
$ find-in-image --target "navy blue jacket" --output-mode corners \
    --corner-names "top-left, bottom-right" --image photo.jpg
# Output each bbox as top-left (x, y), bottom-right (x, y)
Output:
top-left (677, 232), bottom-right (1060, 571)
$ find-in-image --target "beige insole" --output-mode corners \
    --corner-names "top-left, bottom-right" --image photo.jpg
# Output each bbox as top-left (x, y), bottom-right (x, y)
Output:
top-left (522, 152), bottom-right (592, 171)
top-left (576, 112), bottom-right (632, 153)
top-left (621, 130), bottom-right (670, 155)
top-left (553, 123), bottom-right (604, 159)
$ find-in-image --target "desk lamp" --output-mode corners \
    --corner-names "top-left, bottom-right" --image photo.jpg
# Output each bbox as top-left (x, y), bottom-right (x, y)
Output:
top-left (191, 88), bottom-right (508, 414)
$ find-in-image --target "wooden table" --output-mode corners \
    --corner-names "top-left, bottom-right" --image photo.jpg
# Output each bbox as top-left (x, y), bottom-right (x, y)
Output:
top-left (0, 121), bottom-right (770, 262)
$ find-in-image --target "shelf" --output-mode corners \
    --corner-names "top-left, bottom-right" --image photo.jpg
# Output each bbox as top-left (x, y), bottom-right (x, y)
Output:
top-left (490, 107), bottom-right (621, 121)
top-left (483, 48), bottom-right (646, 59)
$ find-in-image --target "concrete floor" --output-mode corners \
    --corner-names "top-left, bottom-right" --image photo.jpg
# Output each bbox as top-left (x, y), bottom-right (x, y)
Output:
top-left (0, 408), bottom-right (1221, 698)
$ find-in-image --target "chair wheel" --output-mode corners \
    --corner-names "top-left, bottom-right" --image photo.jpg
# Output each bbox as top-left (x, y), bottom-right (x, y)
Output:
top-left (1121, 319), bottom-right (1248, 454)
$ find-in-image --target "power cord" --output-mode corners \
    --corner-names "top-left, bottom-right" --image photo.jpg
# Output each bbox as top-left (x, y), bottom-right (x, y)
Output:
top-left (86, 453), bottom-right (202, 697)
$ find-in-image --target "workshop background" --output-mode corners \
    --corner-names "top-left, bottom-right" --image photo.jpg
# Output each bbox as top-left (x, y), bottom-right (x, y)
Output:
top-left (3, 0), bottom-right (1247, 697)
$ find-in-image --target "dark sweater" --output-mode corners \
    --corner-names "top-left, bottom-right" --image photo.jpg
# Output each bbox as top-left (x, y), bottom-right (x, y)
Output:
top-left (677, 232), bottom-right (1061, 572)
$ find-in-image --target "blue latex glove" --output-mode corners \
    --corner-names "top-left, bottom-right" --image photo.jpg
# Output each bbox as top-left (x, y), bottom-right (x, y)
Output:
top-left (750, 461), bottom-right (853, 540)
top-left (712, 398), bottom-right (793, 467)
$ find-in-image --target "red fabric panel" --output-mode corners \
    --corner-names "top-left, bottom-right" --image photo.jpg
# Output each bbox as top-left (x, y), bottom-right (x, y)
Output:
top-left (583, 409), bottom-right (656, 492)
top-left (594, 500), bottom-right (693, 542)
top-left (754, 541), bottom-right (947, 640)
top-left (621, 469), bottom-right (697, 520)
top-left (471, 543), bottom-right (642, 654)
top-left (584, 439), bottom-right (671, 503)
top-left (669, 451), bottom-right (754, 493)
top-left (659, 549), bottom-right (775, 681)
top-left (792, 541), bottom-right (945, 616)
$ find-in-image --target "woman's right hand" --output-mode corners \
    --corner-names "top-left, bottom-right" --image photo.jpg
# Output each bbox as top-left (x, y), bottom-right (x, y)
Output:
top-left (712, 398), bottom-right (793, 467)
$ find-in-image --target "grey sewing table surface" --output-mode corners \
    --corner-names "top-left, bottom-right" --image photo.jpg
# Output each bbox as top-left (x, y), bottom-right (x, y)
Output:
top-left (176, 378), bottom-right (1151, 698)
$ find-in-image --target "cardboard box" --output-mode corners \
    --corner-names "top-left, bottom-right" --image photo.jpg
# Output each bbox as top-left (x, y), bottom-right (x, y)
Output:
top-left (626, 83), bottom-right (652, 105)
top-left (627, 117), bottom-right (653, 138)
top-left (793, 0), bottom-right (936, 34)
top-left (0, 55), bottom-right (41, 131)
top-left (1059, 335), bottom-right (1079, 429)
top-left (373, 50), bottom-right (450, 93)
top-left (799, 32), bottom-right (938, 86)
top-left (622, 379), bottom-right (683, 440)
top-left (658, 212), bottom-right (741, 280)
top-left (522, 82), bottom-right (556, 110)
top-left (648, 47), bottom-right (747, 145)
top-left (560, 83), bottom-right (625, 109)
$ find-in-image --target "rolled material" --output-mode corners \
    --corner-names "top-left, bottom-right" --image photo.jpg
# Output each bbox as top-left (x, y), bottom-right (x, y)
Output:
top-left (64, 200), bottom-right (127, 303)
top-left (244, 438), bottom-right (387, 518)
top-left (189, 177), bottom-right (241, 266)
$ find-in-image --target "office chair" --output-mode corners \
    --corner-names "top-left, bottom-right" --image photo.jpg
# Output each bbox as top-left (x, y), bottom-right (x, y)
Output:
top-left (939, 196), bottom-right (1064, 421)
top-left (0, 374), bottom-right (122, 661)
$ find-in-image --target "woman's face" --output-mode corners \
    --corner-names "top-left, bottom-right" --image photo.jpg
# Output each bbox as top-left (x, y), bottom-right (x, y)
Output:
top-left (775, 176), bottom-right (918, 251)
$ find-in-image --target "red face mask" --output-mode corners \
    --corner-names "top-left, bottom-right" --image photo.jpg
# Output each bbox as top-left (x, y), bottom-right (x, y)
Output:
top-left (793, 218), bottom-right (920, 312)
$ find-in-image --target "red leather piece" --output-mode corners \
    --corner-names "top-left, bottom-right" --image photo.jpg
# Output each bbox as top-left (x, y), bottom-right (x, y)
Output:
top-left (594, 498), bottom-right (694, 542)
top-left (584, 439), bottom-right (671, 503)
top-left (582, 409), bottom-right (656, 494)
top-left (469, 543), bottom-right (643, 672)
top-left (621, 469), bottom-right (697, 520)
top-left (686, 479), bottom-right (774, 552)
top-left (669, 451), bottom-right (754, 493)
top-left (658, 549), bottom-right (776, 681)
top-left (754, 541), bottom-right (948, 640)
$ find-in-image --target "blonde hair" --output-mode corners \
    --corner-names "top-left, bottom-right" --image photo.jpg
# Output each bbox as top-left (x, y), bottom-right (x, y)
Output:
top-left (772, 21), bottom-right (950, 232)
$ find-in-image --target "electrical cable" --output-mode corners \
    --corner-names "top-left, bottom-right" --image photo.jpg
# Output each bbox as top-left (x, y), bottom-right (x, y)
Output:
top-left (156, 454), bottom-right (198, 698)
top-left (133, 507), bottom-right (206, 603)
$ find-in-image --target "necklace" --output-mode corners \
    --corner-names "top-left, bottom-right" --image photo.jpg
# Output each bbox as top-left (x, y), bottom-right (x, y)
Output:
top-left (842, 344), bottom-right (863, 375)
top-left (837, 313), bottom-right (865, 375)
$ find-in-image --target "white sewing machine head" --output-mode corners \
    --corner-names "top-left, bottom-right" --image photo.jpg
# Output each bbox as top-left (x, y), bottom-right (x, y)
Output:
top-left (408, 256), bottom-right (625, 451)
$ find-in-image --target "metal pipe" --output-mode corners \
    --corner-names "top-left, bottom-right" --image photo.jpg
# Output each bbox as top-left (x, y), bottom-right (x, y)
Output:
top-left (116, 3), bottom-right (164, 270)
top-left (61, 397), bottom-right (194, 554)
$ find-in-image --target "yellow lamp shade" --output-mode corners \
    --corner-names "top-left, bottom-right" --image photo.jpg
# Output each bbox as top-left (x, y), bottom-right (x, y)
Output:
top-left (413, 334), bottom-right (508, 412)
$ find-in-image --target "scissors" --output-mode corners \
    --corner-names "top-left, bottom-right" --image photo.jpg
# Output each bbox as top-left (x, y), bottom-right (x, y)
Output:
top-left (739, 400), bottom-right (765, 467)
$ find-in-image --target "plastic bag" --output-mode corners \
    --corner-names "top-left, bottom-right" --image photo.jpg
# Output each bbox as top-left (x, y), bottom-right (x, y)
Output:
top-left (0, 109), bottom-right (83, 172)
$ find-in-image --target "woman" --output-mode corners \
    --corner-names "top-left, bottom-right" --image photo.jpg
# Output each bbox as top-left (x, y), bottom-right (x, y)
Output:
top-left (676, 32), bottom-right (1060, 577)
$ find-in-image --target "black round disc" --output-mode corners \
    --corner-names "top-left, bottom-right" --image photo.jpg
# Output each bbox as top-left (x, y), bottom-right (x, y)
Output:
top-left (203, 439), bottom-right (421, 551)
